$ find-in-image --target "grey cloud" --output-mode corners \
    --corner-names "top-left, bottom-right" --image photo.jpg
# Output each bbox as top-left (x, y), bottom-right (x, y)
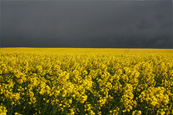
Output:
top-left (1, 1), bottom-right (172, 48)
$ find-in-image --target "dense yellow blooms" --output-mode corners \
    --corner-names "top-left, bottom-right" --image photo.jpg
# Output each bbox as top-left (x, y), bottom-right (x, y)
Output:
top-left (0, 48), bottom-right (173, 115)
top-left (0, 105), bottom-right (7, 115)
top-left (132, 110), bottom-right (142, 115)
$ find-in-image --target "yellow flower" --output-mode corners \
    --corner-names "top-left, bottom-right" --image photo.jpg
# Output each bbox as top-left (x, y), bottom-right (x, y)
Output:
top-left (80, 95), bottom-right (87, 103)
top-left (0, 105), bottom-right (7, 115)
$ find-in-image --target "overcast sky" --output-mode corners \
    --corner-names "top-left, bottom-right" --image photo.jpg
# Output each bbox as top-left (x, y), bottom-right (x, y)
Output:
top-left (0, 0), bottom-right (172, 48)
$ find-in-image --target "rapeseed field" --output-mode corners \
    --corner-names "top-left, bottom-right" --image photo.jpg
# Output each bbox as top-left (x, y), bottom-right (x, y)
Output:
top-left (0, 48), bottom-right (173, 115)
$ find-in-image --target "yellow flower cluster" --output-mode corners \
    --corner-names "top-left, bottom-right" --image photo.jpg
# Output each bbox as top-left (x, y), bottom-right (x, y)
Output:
top-left (139, 87), bottom-right (169, 107)
top-left (0, 105), bottom-right (7, 115)
top-left (0, 48), bottom-right (173, 115)
top-left (132, 110), bottom-right (142, 115)
top-left (121, 84), bottom-right (134, 113)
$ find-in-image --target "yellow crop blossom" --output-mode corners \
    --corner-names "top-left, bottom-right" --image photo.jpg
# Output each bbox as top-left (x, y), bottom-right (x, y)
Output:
top-left (0, 48), bottom-right (173, 115)
top-left (110, 107), bottom-right (120, 115)
top-left (13, 93), bottom-right (20, 101)
top-left (0, 105), bottom-right (7, 115)
top-left (88, 110), bottom-right (95, 115)
top-left (132, 110), bottom-right (142, 115)
top-left (121, 84), bottom-right (134, 112)
top-left (139, 87), bottom-right (170, 108)
top-left (79, 95), bottom-right (87, 103)
top-left (14, 112), bottom-right (22, 115)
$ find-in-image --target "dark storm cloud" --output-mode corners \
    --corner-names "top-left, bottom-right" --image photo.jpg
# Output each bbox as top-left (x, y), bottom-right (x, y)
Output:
top-left (1, 1), bottom-right (172, 48)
